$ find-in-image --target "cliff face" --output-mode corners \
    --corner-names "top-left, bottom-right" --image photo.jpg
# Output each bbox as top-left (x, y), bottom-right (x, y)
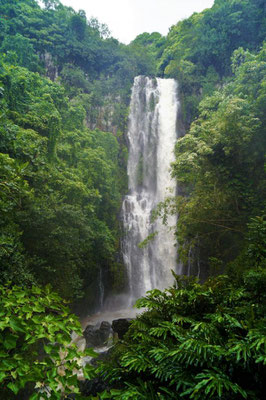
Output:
top-left (41, 52), bottom-right (59, 81)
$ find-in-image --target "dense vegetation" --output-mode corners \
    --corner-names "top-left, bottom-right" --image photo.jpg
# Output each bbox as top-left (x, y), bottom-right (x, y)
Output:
top-left (0, 59), bottom-right (124, 305)
top-left (160, 0), bottom-right (266, 126)
top-left (99, 269), bottom-right (266, 399)
top-left (0, 0), bottom-right (265, 398)
top-left (0, 284), bottom-right (96, 399)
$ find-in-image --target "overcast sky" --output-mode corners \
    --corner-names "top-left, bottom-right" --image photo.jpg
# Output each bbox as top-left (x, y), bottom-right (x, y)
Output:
top-left (60, 0), bottom-right (215, 44)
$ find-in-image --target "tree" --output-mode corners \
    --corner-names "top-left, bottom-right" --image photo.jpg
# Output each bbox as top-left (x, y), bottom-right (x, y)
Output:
top-left (0, 153), bottom-right (33, 286)
top-left (0, 34), bottom-right (40, 72)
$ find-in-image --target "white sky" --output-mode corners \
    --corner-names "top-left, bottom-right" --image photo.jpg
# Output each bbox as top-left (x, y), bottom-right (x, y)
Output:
top-left (60, 0), bottom-right (215, 44)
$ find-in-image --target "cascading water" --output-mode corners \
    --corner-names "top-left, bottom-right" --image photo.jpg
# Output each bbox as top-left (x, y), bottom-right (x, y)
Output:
top-left (122, 76), bottom-right (182, 304)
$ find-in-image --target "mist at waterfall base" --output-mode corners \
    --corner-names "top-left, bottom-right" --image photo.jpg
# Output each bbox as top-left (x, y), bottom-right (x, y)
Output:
top-left (88, 76), bottom-right (182, 323)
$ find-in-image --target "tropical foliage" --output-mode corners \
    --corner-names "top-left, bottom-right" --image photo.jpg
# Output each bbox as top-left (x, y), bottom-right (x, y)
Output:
top-left (98, 267), bottom-right (266, 399)
top-left (0, 58), bottom-right (125, 304)
top-left (160, 0), bottom-right (266, 125)
top-left (0, 284), bottom-right (95, 399)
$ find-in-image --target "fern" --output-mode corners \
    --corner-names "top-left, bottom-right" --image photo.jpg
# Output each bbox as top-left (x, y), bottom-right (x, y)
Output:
top-left (97, 270), bottom-right (266, 399)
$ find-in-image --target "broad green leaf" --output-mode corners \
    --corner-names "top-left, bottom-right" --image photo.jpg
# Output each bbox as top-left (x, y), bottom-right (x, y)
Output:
top-left (4, 334), bottom-right (18, 350)
top-left (7, 381), bottom-right (20, 395)
top-left (0, 371), bottom-right (6, 383)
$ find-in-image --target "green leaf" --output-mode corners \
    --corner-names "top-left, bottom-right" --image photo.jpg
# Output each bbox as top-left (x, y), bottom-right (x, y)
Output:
top-left (44, 344), bottom-right (52, 354)
top-left (67, 374), bottom-right (78, 386)
top-left (10, 318), bottom-right (25, 333)
top-left (7, 381), bottom-right (20, 395)
top-left (0, 371), bottom-right (6, 383)
top-left (4, 334), bottom-right (18, 350)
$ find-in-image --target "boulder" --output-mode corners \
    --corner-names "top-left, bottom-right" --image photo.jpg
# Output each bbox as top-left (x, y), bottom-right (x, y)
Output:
top-left (83, 321), bottom-right (111, 348)
top-left (83, 325), bottom-right (99, 347)
top-left (99, 321), bottom-right (111, 344)
top-left (112, 318), bottom-right (132, 339)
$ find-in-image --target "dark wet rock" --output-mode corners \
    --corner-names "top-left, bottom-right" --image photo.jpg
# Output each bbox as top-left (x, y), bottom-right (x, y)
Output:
top-left (112, 318), bottom-right (132, 339)
top-left (90, 346), bottom-right (114, 367)
top-left (84, 321), bottom-right (111, 347)
top-left (83, 325), bottom-right (99, 347)
top-left (99, 321), bottom-right (111, 343)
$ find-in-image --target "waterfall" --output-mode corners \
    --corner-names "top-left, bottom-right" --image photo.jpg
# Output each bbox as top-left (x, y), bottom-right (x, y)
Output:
top-left (122, 76), bottom-right (181, 304)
